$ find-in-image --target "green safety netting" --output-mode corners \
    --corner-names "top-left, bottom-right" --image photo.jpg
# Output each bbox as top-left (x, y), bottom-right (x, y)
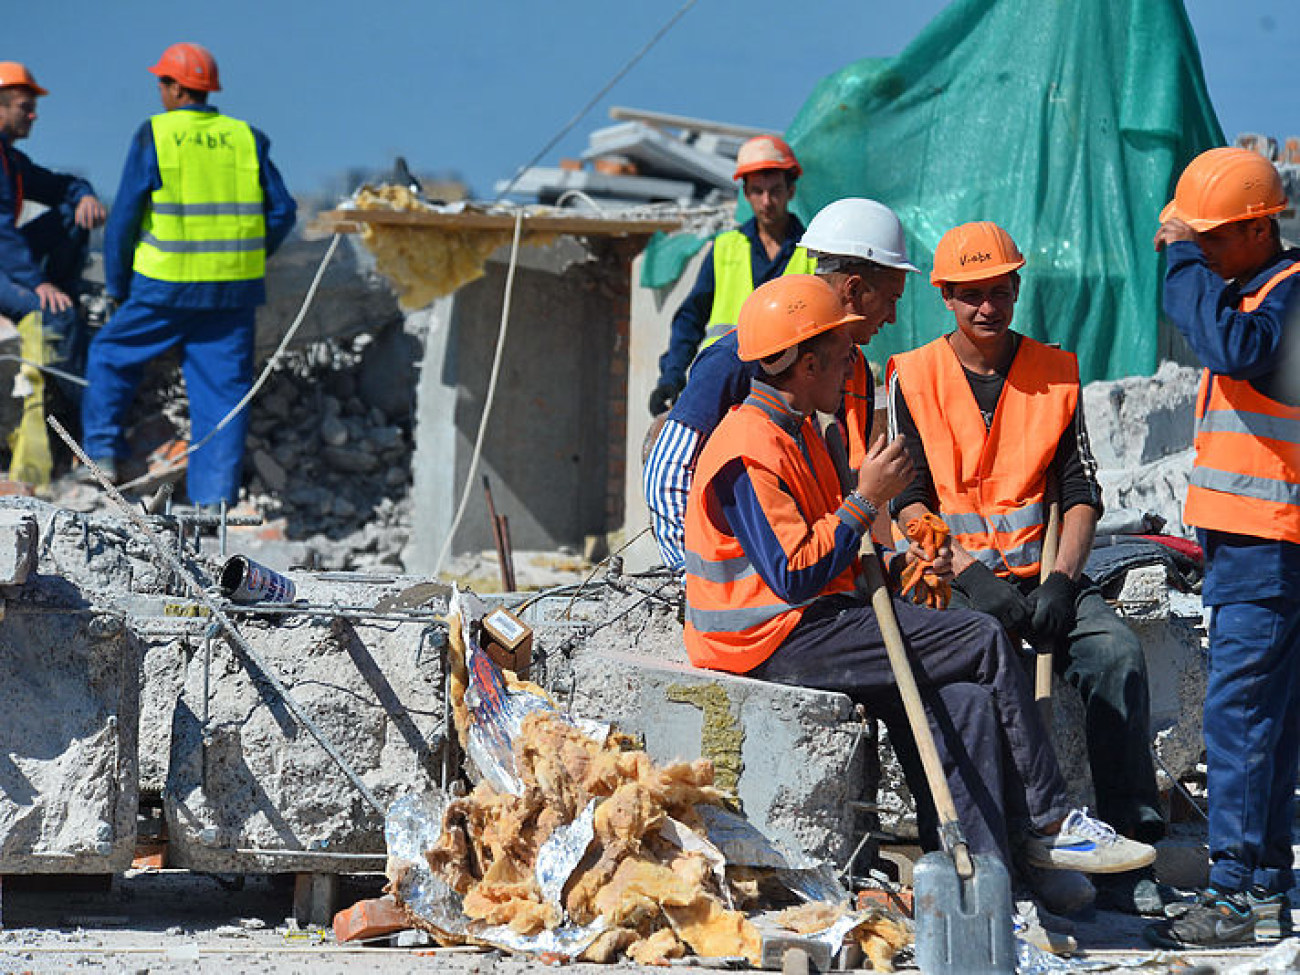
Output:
top-left (647, 0), bottom-right (1225, 382)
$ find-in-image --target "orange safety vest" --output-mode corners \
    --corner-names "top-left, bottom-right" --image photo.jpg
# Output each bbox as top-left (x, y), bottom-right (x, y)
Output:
top-left (842, 348), bottom-right (873, 471)
top-left (888, 335), bottom-right (1078, 579)
top-left (683, 399), bottom-right (858, 673)
top-left (1184, 261), bottom-right (1300, 544)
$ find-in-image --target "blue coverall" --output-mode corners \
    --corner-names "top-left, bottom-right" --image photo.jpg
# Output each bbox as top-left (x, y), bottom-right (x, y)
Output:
top-left (0, 136), bottom-right (96, 384)
top-left (83, 104), bottom-right (296, 505)
top-left (1163, 239), bottom-right (1300, 896)
top-left (655, 215), bottom-right (806, 393)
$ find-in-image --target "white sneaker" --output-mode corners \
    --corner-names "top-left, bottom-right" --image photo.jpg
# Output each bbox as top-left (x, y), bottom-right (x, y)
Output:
top-left (1021, 808), bottom-right (1157, 875)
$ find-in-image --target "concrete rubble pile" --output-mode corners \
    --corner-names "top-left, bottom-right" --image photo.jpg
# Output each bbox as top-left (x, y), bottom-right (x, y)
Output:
top-left (385, 591), bottom-right (910, 969)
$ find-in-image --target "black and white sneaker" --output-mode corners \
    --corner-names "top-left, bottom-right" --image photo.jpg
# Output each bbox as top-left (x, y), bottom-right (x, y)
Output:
top-left (1144, 888), bottom-right (1256, 949)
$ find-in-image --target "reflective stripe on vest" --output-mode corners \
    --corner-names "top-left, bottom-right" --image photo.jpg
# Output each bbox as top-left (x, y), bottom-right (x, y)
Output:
top-left (683, 402), bottom-right (856, 673)
top-left (887, 336), bottom-right (1078, 579)
top-left (133, 111), bottom-right (265, 283)
top-left (1184, 260), bottom-right (1300, 543)
top-left (701, 230), bottom-right (817, 347)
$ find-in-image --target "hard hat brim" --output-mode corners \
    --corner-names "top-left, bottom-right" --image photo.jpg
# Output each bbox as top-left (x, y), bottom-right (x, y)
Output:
top-left (739, 311), bottom-right (865, 362)
top-left (1159, 198), bottom-right (1287, 233)
top-left (930, 259), bottom-right (1026, 287)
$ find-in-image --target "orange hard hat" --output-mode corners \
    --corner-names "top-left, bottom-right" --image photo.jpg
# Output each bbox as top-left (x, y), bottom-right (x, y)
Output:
top-left (0, 62), bottom-right (47, 97)
top-left (148, 42), bottom-right (221, 92)
top-left (930, 221), bottom-right (1026, 287)
top-left (1160, 147), bottom-right (1287, 232)
top-left (737, 275), bottom-right (863, 363)
top-left (734, 134), bottom-right (802, 181)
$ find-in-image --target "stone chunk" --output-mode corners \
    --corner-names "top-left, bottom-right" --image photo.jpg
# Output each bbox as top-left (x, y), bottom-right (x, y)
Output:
top-left (0, 509), bottom-right (37, 586)
top-left (250, 450), bottom-right (288, 493)
top-left (569, 650), bottom-right (864, 866)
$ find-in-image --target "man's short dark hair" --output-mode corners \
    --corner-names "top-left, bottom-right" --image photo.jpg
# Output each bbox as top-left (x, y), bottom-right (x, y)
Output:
top-left (814, 253), bottom-right (893, 286)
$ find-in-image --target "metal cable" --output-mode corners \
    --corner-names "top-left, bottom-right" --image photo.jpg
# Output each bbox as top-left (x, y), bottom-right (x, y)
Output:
top-left (493, 0), bottom-right (701, 202)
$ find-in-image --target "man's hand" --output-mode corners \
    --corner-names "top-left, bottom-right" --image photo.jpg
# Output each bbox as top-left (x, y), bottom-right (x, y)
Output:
top-left (1153, 218), bottom-right (1197, 251)
top-left (855, 433), bottom-right (913, 508)
top-left (952, 560), bottom-right (1033, 634)
top-left (648, 380), bottom-right (682, 417)
top-left (34, 282), bottom-right (72, 314)
top-left (1026, 571), bottom-right (1078, 644)
top-left (74, 195), bottom-right (107, 230)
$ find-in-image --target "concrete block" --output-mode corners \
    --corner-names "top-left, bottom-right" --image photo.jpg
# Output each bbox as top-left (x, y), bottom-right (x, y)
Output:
top-left (1155, 838), bottom-right (1209, 889)
top-left (0, 600), bottom-right (139, 873)
top-left (569, 649), bottom-right (866, 867)
top-left (294, 872), bottom-right (341, 926)
top-left (0, 510), bottom-right (36, 585)
top-left (162, 612), bottom-right (448, 873)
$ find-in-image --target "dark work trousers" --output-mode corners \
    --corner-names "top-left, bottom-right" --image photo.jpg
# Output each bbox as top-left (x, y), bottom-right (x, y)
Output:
top-left (748, 593), bottom-right (1072, 866)
top-left (956, 576), bottom-right (1165, 842)
top-left (1205, 594), bottom-right (1300, 895)
top-left (0, 204), bottom-right (90, 404)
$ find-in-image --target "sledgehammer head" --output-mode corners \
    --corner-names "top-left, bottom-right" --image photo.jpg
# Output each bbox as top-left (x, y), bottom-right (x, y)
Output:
top-left (914, 850), bottom-right (1014, 974)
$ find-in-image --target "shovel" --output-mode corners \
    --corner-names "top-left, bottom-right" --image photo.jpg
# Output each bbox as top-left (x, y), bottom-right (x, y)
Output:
top-left (861, 552), bottom-right (1014, 975)
top-left (1034, 500), bottom-right (1063, 727)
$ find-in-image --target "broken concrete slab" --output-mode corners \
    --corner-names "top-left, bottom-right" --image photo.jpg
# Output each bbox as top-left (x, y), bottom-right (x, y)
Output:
top-left (0, 508), bottom-right (37, 585)
top-left (0, 598), bottom-right (139, 873)
top-left (568, 649), bottom-right (866, 867)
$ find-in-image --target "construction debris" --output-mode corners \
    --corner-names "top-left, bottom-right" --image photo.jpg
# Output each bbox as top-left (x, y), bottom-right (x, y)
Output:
top-left (384, 590), bottom-right (911, 969)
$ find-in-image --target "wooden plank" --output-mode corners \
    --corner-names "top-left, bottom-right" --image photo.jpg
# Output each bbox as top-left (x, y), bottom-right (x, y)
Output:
top-left (312, 207), bottom-right (682, 237)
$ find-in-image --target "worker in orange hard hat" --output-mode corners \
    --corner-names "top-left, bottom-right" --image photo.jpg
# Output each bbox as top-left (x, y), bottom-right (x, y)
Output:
top-left (887, 220), bottom-right (1168, 921)
top-left (0, 60), bottom-right (107, 411)
top-left (648, 133), bottom-right (815, 416)
top-left (80, 43), bottom-right (296, 503)
top-left (682, 274), bottom-right (1155, 920)
top-left (1145, 147), bottom-right (1300, 950)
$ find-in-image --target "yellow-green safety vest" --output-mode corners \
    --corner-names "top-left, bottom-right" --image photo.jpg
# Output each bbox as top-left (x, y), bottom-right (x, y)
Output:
top-left (133, 110), bottom-right (266, 283)
top-left (702, 229), bottom-right (816, 348)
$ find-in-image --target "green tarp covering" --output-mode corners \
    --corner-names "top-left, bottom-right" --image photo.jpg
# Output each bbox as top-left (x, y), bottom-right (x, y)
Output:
top-left (654, 0), bottom-right (1225, 382)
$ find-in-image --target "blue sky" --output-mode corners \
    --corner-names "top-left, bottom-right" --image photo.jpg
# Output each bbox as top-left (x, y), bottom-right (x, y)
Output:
top-left (10, 1), bottom-right (1300, 202)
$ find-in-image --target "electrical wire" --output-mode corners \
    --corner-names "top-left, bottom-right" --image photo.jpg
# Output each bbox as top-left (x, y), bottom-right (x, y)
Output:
top-left (492, 0), bottom-right (701, 202)
top-left (433, 211), bottom-right (524, 574)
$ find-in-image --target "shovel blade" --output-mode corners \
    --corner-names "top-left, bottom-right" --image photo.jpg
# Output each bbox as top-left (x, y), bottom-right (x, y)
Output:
top-left (914, 850), bottom-right (1014, 975)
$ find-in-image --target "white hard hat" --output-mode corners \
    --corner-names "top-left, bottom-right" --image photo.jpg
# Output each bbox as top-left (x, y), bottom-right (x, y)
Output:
top-left (800, 198), bottom-right (919, 273)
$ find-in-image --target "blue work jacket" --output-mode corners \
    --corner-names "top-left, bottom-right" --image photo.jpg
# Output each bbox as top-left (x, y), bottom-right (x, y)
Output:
top-left (0, 137), bottom-right (96, 289)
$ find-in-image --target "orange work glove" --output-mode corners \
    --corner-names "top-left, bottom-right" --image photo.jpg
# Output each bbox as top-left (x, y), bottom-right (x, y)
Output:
top-left (899, 513), bottom-right (952, 609)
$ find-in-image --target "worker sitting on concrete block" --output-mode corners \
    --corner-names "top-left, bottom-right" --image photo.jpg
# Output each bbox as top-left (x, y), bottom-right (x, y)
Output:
top-left (648, 134), bottom-right (814, 417)
top-left (682, 275), bottom-right (1155, 913)
top-left (646, 197), bottom-right (909, 573)
top-left (0, 61), bottom-right (107, 402)
top-left (1146, 148), bottom-right (1300, 950)
top-left (886, 220), bottom-right (1168, 918)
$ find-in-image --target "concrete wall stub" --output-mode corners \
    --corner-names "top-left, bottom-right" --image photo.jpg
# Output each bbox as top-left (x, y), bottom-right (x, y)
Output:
top-left (569, 649), bottom-right (865, 867)
top-left (0, 509), bottom-right (37, 585)
top-left (0, 601), bottom-right (139, 873)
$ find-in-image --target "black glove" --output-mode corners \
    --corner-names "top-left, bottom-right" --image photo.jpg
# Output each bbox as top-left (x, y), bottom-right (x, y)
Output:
top-left (1026, 571), bottom-right (1079, 645)
top-left (648, 380), bottom-right (682, 417)
top-left (953, 560), bottom-right (1033, 634)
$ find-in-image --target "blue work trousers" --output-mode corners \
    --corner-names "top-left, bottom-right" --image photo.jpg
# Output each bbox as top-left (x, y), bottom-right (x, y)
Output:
top-left (1206, 594), bottom-right (1300, 895)
top-left (0, 204), bottom-right (89, 394)
top-left (81, 300), bottom-right (255, 505)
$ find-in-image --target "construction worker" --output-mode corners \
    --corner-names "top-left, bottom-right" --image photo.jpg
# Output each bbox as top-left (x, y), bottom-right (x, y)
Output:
top-left (684, 274), bottom-right (1155, 922)
top-left (1145, 148), bottom-right (1300, 949)
top-left (81, 43), bottom-right (296, 503)
top-left (647, 134), bottom-right (814, 416)
top-left (0, 61), bottom-right (107, 389)
top-left (645, 197), bottom-right (910, 573)
top-left (885, 221), bottom-right (1167, 916)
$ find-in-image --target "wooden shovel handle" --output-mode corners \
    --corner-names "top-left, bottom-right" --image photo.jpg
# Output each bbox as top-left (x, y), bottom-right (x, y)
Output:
top-left (1034, 501), bottom-right (1062, 723)
top-left (862, 550), bottom-right (973, 877)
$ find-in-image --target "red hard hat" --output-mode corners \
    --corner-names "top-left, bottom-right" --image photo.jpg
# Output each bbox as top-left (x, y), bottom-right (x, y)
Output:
top-left (0, 62), bottom-right (47, 97)
top-left (148, 42), bottom-right (221, 93)
top-left (734, 135), bottom-right (802, 181)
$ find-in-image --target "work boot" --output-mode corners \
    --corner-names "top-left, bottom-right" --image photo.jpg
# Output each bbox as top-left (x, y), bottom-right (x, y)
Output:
top-left (1013, 898), bottom-right (1077, 956)
top-left (1247, 886), bottom-right (1293, 940)
top-left (1093, 866), bottom-right (1178, 916)
top-left (1020, 808), bottom-right (1157, 874)
top-left (1144, 888), bottom-right (1256, 949)
top-left (1016, 864), bottom-right (1095, 916)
